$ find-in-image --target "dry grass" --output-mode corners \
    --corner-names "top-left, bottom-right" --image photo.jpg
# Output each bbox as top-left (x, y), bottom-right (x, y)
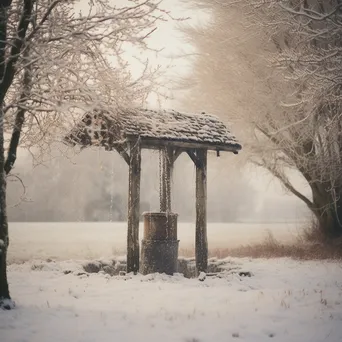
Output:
top-left (180, 230), bottom-right (342, 260)
top-left (298, 218), bottom-right (327, 244)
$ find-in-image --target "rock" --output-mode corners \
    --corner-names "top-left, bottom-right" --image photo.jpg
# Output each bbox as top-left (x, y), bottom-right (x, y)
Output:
top-left (239, 271), bottom-right (252, 277)
top-left (198, 272), bottom-right (206, 281)
top-left (83, 261), bottom-right (102, 273)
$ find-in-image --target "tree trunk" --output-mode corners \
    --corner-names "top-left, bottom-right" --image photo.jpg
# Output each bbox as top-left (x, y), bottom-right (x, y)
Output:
top-left (0, 106), bottom-right (11, 308)
top-left (311, 184), bottom-right (342, 240)
top-left (0, 2), bottom-right (12, 310)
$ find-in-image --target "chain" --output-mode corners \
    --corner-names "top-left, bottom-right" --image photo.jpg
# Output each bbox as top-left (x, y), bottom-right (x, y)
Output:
top-left (159, 147), bottom-right (163, 212)
top-left (158, 146), bottom-right (173, 213)
top-left (166, 149), bottom-right (171, 212)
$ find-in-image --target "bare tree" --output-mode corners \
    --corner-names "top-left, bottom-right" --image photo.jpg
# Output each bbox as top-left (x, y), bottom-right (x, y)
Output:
top-left (181, 0), bottom-right (342, 241)
top-left (0, 0), bottom-right (169, 309)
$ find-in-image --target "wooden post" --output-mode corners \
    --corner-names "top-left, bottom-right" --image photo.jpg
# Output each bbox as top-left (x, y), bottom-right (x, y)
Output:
top-left (160, 147), bottom-right (173, 212)
top-left (127, 139), bottom-right (141, 274)
top-left (195, 149), bottom-right (208, 274)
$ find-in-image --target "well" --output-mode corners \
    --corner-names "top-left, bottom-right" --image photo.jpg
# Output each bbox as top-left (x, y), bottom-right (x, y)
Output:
top-left (140, 212), bottom-right (179, 275)
top-left (64, 108), bottom-right (241, 275)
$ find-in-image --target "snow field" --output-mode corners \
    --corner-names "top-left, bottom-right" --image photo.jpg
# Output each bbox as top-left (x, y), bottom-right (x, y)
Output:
top-left (1, 258), bottom-right (342, 342)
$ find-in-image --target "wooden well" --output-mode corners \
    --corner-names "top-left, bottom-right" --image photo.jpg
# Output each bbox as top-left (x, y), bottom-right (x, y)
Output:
top-left (143, 212), bottom-right (178, 240)
top-left (64, 109), bottom-right (241, 275)
top-left (140, 212), bottom-right (179, 275)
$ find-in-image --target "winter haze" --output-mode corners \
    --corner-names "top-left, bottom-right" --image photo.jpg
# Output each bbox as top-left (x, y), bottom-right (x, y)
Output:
top-left (7, 0), bottom-right (308, 223)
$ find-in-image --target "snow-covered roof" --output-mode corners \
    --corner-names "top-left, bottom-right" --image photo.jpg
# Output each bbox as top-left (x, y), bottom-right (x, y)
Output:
top-left (64, 108), bottom-right (241, 153)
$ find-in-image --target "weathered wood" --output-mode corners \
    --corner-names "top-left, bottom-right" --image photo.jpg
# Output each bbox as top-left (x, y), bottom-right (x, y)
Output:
top-left (141, 212), bottom-right (179, 275)
top-left (140, 239), bottom-right (179, 275)
top-left (172, 148), bottom-right (183, 164)
top-left (127, 139), bottom-right (141, 274)
top-left (186, 149), bottom-right (201, 168)
top-left (143, 212), bottom-right (178, 241)
top-left (160, 147), bottom-right (173, 212)
top-left (195, 149), bottom-right (208, 274)
top-left (126, 136), bottom-right (241, 154)
top-left (113, 145), bottom-right (130, 166)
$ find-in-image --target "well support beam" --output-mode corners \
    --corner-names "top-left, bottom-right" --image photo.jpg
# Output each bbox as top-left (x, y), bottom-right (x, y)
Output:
top-left (173, 148), bottom-right (183, 164)
top-left (160, 146), bottom-right (173, 212)
top-left (195, 149), bottom-right (208, 274)
top-left (114, 144), bottom-right (130, 166)
top-left (127, 139), bottom-right (141, 274)
top-left (187, 149), bottom-right (201, 168)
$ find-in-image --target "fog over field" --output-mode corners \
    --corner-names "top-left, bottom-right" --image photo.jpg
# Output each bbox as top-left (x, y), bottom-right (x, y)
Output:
top-left (8, 221), bottom-right (301, 264)
top-left (7, 148), bottom-right (308, 224)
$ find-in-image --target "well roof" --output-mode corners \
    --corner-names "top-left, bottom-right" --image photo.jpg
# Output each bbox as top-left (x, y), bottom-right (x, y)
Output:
top-left (64, 108), bottom-right (241, 153)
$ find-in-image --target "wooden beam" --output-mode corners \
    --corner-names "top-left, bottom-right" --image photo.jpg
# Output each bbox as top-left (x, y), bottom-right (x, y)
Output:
top-left (172, 148), bottom-right (183, 164)
top-left (186, 149), bottom-right (201, 168)
top-left (127, 136), bottom-right (241, 154)
top-left (114, 145), bottom-right (130, 166)
top-left (195, 149), bottom-right (208, 274)
top-left (127, 139), bottom-right (141, 274)
top-left (160, 147), bottom-right (173, 212)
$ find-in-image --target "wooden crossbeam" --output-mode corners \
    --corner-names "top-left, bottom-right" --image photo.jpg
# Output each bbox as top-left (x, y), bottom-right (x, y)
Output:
top-left (186, 149), bottom-right (201, 168)
top-left (172, 148), bottom-right (183, 164)
top-left (134, 137), bottom-right (240, 154)
top-left (114, 145), bottom-right (130, 166)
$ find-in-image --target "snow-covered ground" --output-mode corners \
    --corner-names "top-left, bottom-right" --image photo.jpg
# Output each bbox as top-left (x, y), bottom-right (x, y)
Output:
top-left (8, 222), bottom-right (300, 263)
top-left (2, 258), bottom-right (342, 342)
top-left (3, 222), bottom-right (341, 341)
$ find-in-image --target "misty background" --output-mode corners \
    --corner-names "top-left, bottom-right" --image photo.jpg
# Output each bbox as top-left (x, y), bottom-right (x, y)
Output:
top-left (6, 0), bottom-right (309, 223)
top-left (7, 147), bottom-right (308, 223)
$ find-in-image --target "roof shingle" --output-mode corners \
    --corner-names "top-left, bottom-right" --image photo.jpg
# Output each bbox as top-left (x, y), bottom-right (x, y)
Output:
top-left (64, 108), bottom-right (241, 153)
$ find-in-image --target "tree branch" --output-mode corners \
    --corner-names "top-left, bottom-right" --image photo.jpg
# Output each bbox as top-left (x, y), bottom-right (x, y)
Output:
top-left (26, 0), bottom-right (61, 41)
top-left (255, 159), bottom-right (314, 210)
top-left (0, 0), bottom-right (33, 103)
top-left (4, 46), bottom-right (31, 175)
top-left (279, 3), bottom-right (342, 21)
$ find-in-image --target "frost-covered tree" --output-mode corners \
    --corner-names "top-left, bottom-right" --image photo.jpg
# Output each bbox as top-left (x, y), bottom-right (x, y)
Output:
top-left (182, 0), bottom-right (342, 241)
top-left (0, 0), bottom-right (168, 309)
